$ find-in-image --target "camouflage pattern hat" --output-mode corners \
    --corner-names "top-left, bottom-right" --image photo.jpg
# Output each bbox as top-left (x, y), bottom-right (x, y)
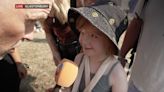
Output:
top-left (68, 3), bottom-right (126, 54)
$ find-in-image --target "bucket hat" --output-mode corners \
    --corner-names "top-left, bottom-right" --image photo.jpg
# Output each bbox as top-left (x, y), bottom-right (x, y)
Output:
top-left (68, 3), bottom-right (126, 54)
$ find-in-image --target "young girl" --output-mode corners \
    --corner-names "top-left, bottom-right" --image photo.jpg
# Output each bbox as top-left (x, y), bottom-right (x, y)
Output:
top-left (47, 3), bottom-right (128, 92)
top-left (69, 3), bottom-right (128, 92)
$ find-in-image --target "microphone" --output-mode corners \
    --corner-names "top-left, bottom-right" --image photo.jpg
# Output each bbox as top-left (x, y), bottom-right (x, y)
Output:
top-left (55, 59), bottom-right (78, 88)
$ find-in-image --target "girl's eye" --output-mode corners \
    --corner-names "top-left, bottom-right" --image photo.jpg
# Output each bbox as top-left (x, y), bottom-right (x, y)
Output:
top-left (91, 34), bottom-right (98, 38)
top-left (81, 31), bottom-right (84, 35)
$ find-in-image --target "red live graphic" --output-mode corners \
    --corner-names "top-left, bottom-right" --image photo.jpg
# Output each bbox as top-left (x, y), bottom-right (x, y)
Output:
top-left (15, 4), bottom-right (24, 9)
top-left (15, 4), bottom-right (49, 9)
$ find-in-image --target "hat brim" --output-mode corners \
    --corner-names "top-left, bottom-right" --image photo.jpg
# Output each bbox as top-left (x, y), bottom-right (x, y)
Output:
top-left (69, 7), bottom-right (119, 54)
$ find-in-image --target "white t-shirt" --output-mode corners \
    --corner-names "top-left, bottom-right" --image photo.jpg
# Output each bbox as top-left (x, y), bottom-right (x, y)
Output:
top-left (130, 0), bottom-right (164, 92)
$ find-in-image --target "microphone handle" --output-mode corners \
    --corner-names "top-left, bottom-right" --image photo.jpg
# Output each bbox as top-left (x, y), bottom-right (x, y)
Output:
top-left (53, 85), bottom-right (61, 92)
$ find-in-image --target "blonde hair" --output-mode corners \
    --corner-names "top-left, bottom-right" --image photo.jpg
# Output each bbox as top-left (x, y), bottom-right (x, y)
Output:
top-left (49, 0), bottom-right (70, 24)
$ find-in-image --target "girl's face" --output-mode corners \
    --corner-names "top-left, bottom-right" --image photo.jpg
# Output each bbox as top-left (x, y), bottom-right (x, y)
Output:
top-left (79, 22), bottom-right (110, 57)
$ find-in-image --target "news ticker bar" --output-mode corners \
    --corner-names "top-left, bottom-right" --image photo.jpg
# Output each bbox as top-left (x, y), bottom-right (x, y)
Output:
top-left (15, 4), bottom-right (49, 9)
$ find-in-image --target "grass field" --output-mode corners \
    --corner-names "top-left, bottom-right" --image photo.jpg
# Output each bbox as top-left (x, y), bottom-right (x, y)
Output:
top-left (18, 32), bottom-right (56, 92)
